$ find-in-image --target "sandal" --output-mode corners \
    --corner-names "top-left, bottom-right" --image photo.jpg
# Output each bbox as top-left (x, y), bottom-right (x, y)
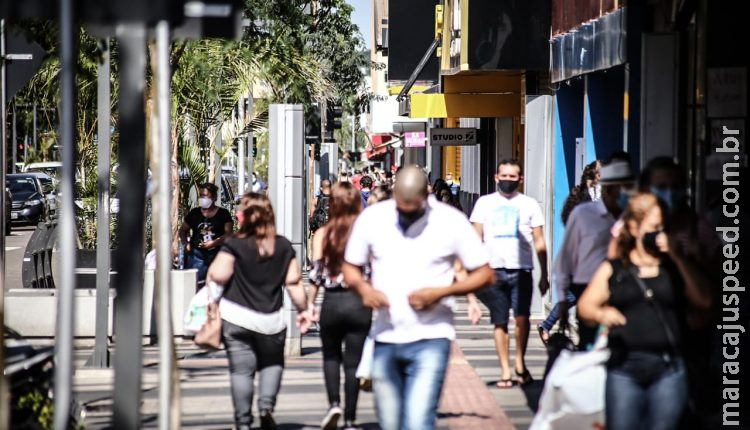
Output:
top-left (516, 368), bottom-right (534, 387)
top-left (495, 378), bottom-right (514, 389)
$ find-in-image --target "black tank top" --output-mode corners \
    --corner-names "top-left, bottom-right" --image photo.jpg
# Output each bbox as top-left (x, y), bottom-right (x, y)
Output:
top-left (220, 235), bottom-right (295, 313)
top-left (607, 258), bottom-right (685, 356)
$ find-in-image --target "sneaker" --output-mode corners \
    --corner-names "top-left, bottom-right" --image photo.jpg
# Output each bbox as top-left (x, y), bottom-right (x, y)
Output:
top-left (321, 405), bottom-right (343, 430)
top-left (259, 409), bottom-right (277, 430)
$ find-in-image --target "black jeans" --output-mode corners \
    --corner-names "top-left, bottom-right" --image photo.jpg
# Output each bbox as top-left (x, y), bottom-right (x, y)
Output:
top-left (222, 320), bottom-right (286, 428)
top-left (571, 283), bottom-right (598, 350)
top-left (319, 289), bottom-right (372, 421)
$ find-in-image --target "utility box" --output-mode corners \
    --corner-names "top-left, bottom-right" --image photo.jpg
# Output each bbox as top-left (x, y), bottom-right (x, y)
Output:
top-left (268, 104), bottom-right (305, 357)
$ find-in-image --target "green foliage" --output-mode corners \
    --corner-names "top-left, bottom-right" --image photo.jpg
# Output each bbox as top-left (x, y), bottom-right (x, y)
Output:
top-left (243, 0), bottom-right (367, 111)
top-left (16, 389), bottom-right (54, 430)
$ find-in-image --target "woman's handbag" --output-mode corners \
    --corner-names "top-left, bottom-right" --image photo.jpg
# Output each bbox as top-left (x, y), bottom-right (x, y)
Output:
top-left (531, 333), bottom-right (609, 430)
top-left (194, 300), bottom-right (222, 350)
top-left (186, 283), bottom-right (224, 350)
top-left (355, 336), bottom-right (375, 391)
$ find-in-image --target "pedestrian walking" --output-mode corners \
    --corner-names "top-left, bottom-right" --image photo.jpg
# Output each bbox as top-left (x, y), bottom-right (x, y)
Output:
top-left (561, 160), bottom-right (601, 225)
top-left (310, 180), bottom-right (332, 233)
top-left (359, 175), bottom-right (373, 209)
top-left (342, 165), bottom-right (494, 430)
top-left (577, 193), bottom-right (711, 430)
top-left (206, 192), bottom-right (313, 430)
top-left (308, 182), bottom-right (372, 430)
top-left (539, 159), bottom-right (634, 347)
top-left (638, 157), bottom-right (723, 427)
top-left (469, 159), bottom-right (549, 388)
top-left (179, 183), bottom-right (234, 286)
top-left (367, 184), bottom-right (391, 206)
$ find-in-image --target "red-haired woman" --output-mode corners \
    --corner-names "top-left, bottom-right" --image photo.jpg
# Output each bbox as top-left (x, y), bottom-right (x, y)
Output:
top-left (578, 193), bottom-right (711, 430)
top-left (207, 193), bottom-right (313, 430)
top-left (308, 182), bottom-right (373, 430)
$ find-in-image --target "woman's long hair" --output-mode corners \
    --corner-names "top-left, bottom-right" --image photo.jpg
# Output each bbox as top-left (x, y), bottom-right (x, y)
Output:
top-left (561, 160), bottom-right (601, 225)
top-left (237, 192), bottom-right (277, 258)
top-left (322, 182), bottom-right (361, 275)
top-left (614, 193), bottom-right (663, 267)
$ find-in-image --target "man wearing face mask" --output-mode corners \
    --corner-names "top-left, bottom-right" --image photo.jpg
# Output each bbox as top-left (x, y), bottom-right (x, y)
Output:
top-left (551, 159), bottom-right (636, 350)
top-left (469, 159), bottom-right (549, 388)
top-left (342, 166), bottom-right (494, 430)
top-left (180, 183), bottom-right (234, 287)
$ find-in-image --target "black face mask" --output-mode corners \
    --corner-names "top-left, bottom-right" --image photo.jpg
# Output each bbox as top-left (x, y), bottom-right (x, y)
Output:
top-left (397, 208), bottom-right (425, 232)
top-left (497, 180), bottom-right (520, 194)
top-left (642, 231), bottom-right (662, 256)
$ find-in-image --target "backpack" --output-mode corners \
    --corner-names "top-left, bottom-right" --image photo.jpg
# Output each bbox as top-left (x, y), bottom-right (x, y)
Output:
top-left (310, 195), bottom-right (330, 232)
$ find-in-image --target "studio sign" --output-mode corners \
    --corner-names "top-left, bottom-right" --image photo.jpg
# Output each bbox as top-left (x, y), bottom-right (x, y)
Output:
top-left (429, 128), bottom-right (478, 146)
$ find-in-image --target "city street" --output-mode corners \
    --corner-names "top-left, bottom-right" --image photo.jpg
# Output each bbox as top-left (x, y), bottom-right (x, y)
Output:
top-left (2, 0), bottom-right (746, 428)
top-left (3, 225), bottom-right (35, 290)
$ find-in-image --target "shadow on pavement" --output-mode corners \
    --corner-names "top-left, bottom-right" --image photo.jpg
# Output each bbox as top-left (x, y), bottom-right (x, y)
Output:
top-left (519, 380), bottom-right (544, 413)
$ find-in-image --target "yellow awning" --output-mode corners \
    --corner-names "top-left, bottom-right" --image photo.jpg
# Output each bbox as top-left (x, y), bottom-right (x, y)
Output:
top-left (409, 93), bottom-right (520, 119)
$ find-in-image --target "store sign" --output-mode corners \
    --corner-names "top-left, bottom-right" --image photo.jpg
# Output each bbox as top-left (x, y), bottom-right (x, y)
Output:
top-left (429, 128), bottom-right (477, 146)
top-left (404, 132), bottom-right (427, 148)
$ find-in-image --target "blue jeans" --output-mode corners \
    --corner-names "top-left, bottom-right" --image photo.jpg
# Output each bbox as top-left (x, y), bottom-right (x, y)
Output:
top-left (188, 248), bottom-right (216, 286)
top-left (372, 338), bottom-right (451, 430)
top-left (540, 289), bottom-right (577, 332)
top-left (606, 352), bottom-right (688, 430)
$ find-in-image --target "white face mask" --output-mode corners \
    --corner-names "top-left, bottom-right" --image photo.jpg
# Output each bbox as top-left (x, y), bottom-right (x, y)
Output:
top-left (199, 197), bottom-right (213, 209)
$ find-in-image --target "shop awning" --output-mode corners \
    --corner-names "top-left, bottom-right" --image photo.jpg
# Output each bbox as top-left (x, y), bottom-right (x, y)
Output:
top-left (366, 134), bottom-right (401, 160)
top-left (409, 93), bottom-right (521, 118)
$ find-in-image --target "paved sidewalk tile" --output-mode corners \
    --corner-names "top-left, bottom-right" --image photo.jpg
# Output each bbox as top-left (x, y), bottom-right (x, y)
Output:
top-left (439, 343), bottom-right (515, 429)
top-left (72, 299), bottom-right (544, 429)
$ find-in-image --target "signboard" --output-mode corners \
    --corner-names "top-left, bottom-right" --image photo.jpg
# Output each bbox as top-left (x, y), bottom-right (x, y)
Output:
top-left (429, 128), bottom-right (477, 146)
top-left (6, 31), bottom-right (46, 100)
top-left (388, 0), bottom-right (439, 82)
top-left (404, 131), bottom-right (426, 148)
top-left (707, 68), bottom-right (747, 118)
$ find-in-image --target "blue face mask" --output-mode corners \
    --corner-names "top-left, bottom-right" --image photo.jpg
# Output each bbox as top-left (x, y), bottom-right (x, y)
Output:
top-left (617, 190), bottom-right (630, 210)
top-left (651, 186), bottom-right (685, 212)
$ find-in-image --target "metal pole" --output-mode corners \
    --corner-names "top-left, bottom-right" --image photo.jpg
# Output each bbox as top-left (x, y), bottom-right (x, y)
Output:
top-left (88, 38), bottom-right (111, 368)
top-left (33, 100), bottom-right (37, 153)
top-left (351, 114), bottom-right (355, 152)
top-left (247, 93), bottom-right (254, 182)
top-left (11, 103), bottom-right (16, 172)
top-left (0, 17), bottom-right (10, 430)
top-left (113, 23), bottom-right (147, 429)
top-left (238, 98), bottom-right (245, 195)
top-left (54, 0), bottom-right (78, 426)
top-left (155, 21), bottom-right (176, 430)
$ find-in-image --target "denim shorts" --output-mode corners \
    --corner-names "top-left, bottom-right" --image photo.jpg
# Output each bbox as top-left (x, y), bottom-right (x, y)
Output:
top-left (475, 268), bottom-right (533, 325)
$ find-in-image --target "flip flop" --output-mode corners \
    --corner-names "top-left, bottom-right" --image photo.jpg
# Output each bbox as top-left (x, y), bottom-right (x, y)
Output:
top-left (496, 378), bottom-right (514, 389)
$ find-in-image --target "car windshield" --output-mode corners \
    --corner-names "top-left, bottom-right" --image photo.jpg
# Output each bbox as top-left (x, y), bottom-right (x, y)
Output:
top-left (8, 178), bottom-right (37, 194)
top-left (28, 167), bottom-right (61, 179)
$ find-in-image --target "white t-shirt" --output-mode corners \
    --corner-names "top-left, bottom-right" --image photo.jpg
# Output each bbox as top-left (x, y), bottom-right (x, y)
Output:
top-left (345, 199), bottom-right (489, 344)
top-left (469, 192), bottom-right (544, 269)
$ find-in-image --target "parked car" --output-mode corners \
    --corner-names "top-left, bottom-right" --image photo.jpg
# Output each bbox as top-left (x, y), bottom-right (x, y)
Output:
top-left (6, 174), bottom-right (50, 225)
top-left (4, 187), bottom-right (11, 235)
top-left (23, 161), bottom-right (62, 179)
top-left (26, 173), bottom-right (58, 219)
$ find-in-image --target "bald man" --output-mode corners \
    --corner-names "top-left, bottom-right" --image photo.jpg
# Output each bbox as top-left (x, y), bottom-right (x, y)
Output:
top-left (343, 165), bottom-right (494, 430)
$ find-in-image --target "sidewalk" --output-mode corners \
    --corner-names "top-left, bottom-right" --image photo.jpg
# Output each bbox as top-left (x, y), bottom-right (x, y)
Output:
top-left (73, 300), bottom-right (540, 429)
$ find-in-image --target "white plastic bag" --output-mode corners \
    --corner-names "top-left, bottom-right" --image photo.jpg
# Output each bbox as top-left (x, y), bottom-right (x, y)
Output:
top-left (355, 336), bottom-right (375, 379)
top-left (183, 284), bottom-right (224, 335)
top-left (530, 339), bottom-right (610, 430)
